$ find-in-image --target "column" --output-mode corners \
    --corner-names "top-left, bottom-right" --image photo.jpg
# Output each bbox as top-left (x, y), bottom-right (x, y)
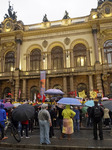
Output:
top-left (47, 53), bottom-right (51, 69)
top-left (63, 76), bottom-right (67, 97)
top-left (96, 74), bottom-right (102, 93)
top-left (22, 79), bottom-right (26, 100)
top-left (92, 29), bottom-right (99, 63)
top-left (89, 75), bottom-right (93, 91)
top-left (70, 51), bottom-right (74, 68)
top-left (15, 79), bottom-right (20, 101)
top-left (86, 49), bottom-right (91, 66)
top-left (70, 76), bottom-right (74, 92)
top-left (46, 77), bottom-right (49, 90)
top-left (63, 51), bottom-right (66, 68)
top-left (26, 54), bottom-right (30, 71)
top-left (15, 37), bottom-right (22, 70)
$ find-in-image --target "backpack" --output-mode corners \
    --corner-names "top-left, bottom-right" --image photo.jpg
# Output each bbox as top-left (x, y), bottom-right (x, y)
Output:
top-left (94, 106), bottom-right (101, 118)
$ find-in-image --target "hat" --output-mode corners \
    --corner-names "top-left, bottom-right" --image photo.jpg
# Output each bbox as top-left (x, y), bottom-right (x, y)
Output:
top-left (41, 104), bottom-right (48, 109)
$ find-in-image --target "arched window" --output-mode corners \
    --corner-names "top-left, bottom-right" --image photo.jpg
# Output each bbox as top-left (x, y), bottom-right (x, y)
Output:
top-left (53, 84), bottom-right (62, 90)
top-left (51, 46), bottom-right (63, 69)
top-left (73, 43), bottom-right (87, 67)
top-left (30, 86), bottom-right (38, 101)
top-left (77, 83), bottom-right (87, 93)
top-left (3, 87), bottom-right (11, 99)
top-left (5, 51), bottom-right (15, 72)
top-left (104, 40), bottom-right (112, 64)
top-left (30, 49), bottom-right (41, 70)
top-left (110, 83), bottom-right (112, 94)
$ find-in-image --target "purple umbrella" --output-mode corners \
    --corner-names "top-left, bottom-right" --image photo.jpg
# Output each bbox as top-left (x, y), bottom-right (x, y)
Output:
top-left (57, 97), bottom-right (82, 105)
top-left (45, 89), bottom-right (64, 95)
top-left (4, 102), bottom-right (14, 109)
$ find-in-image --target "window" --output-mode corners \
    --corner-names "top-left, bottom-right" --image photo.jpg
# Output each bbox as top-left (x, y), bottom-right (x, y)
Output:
top-left (30, 49), bottom-right (41, 70)
top-left (104, 40), bottom-right (112, 64)
top-left (51, 46), bottom-right (63, 69)
top-left (30, 86), bottom-right (38, 101)
top-left (110, 83), bottom-right (112, 94)
top-left (77, 83), bottom-right (87, 93)
top-left (5, 51), bottom-right (15, 72)
top-left (73, 43), bottom-right (87, 67)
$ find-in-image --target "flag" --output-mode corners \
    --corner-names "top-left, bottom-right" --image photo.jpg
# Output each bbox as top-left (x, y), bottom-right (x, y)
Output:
top-left (78, 90), bottom-right (87, 98)
top-left (42, 95), bottom-right (46, 103)
top-left (75, 90), bottom-right (77, 97)
top-left (8, 93), bottom-right (13, 96)
top-left (90, 91), bottom-right (97, 98)
top-left (19, 89), bottom-right (21, 98)
top-left (37, 93), bottom-right (42, 99)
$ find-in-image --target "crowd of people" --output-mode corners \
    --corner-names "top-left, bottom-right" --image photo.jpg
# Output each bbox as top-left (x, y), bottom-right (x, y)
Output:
top-left (0, 98), bottom-right (112, 145)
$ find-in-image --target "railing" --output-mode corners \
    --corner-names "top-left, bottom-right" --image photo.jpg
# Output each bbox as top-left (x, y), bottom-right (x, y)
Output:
top-left (24, 16), bottom-right (89, 31)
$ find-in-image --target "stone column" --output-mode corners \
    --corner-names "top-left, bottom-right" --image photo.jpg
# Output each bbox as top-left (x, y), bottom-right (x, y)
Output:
top-left (15, 78), bottom-right (20, 101)
top-left (46, 77), bottom-right (49, 90)
top-left (1, 56), bottom-right (4, 72)
top-left (22, 79), bottom-right (26, 100)
top-left (47, 53), bottom-right (51, 69)
top-left (89, 75), bottom-right (93, 91)
top-left (92, 29), bottom-right (99, 63)
top-left (15, 36), bottom-right (22, 70)
top-left (63, 76), bottom-right (67, 97)
top-left (26, 54), bottom-right (30, 71)
top-left (86, 49), bottom-right (91, 66)
top-left (96, 74), bottom-right (102, 94)
top-left (70, 76), bottom-right (74, 92)
top-left (70, 51), bottom-right (74, 68)
top-left (63, 51), bottom-right (66, 68)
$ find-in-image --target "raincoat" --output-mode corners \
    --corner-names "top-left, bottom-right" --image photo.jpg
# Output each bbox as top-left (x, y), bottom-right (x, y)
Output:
top-left (0, 103), bottom-right (6, 127)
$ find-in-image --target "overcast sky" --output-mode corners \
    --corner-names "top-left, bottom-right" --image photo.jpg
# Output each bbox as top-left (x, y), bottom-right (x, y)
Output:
top-left (0, 0), bottom-right (98, 25)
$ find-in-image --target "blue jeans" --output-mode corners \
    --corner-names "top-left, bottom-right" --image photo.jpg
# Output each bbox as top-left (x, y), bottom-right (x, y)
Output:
top-left (74, 119), bottom-right (80, 131)
top-left (39, 120), bottom-right (51, 144)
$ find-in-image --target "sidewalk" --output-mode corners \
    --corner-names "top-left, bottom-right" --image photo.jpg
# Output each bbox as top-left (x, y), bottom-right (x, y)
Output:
top-left (0, 127), bottom-right (112, 150)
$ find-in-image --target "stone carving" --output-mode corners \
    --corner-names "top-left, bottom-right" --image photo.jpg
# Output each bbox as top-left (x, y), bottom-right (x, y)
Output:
top-left (102, 74), bottom-right (110, 81)
top-left (43, 14), bottom-right (49, 22)
top-left (63, 10), bottom-right (70, 19)
top-left (64, 37), bottom-right (70, 45)
top-left (4, 1), bottom-right (17, 20)
top-left (42, 40), bottom-right (48, 48)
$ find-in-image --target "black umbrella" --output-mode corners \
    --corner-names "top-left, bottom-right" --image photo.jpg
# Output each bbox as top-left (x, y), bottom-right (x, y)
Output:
top-left (101, 100), bottom-right (112, 111)
top-left (12, 104), bottom-right (35, 121)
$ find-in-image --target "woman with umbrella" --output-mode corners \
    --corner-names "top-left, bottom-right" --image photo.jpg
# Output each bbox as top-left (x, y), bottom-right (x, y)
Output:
top-left (60, 105), bottom-right (76, 140)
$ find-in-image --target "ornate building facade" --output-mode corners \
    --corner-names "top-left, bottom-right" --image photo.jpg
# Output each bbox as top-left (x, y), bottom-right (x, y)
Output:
top-left (0, 0), bottom-right (112, 100)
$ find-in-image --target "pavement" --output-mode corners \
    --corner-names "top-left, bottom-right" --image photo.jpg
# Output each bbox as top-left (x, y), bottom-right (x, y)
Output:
top-left (0, 127), bottom-right (112, 150)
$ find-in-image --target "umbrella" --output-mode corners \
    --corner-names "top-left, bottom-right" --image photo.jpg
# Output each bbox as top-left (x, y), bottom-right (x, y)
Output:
top-left (81, 106), bottom-right (88, 114)
top-left (13, 103), bottom-right (21, 107)
top-left (101, 100), bottom-right (112, 111)
top-left (12, 104), bottom-right (35, 121)
top-left (4, 102), bottom-right (14, 110)
top-left (85, 100), bottom-right (94, 107)
top-left (57, 97), bottom-right (82, 105)
top-left (101, 97), bottom-right (109, 101)
top-left (44, 89), bottom-right (64, 95)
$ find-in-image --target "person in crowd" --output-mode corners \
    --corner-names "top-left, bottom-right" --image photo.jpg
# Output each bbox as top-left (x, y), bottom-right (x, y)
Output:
top-left (73, 106), bottom-right (80, 132)
top-left (60, 105), bottom-right (76, 140)
top-left (87, 107), bottom-right (93, 127)
top-left (78, 106), bottom-right (83, 127)
top-left (90, 100), bottom-right (104, 140)
top-left (103, 107), bottom-right (110, 127)
top-left (48, 104), bottom-right (56, 138)
top-left (38, 104), bottom-right (52, 145)
top-left (21, 120), bottom-right (30, 138)
top-left (0, 103), bottom-right (8, 140)
top-left (55, 102), bottom-right (64, 133)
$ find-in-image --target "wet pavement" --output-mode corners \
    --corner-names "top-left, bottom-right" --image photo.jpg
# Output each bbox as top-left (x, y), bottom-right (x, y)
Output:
top-left (0, 127), bottom-right (112, 150)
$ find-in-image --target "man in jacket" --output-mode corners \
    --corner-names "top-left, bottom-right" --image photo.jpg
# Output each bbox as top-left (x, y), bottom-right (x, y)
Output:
top-left (90, 100), bottom-right (104, 140)
top-left (0, 103), bottom-right (8, 140)
top-left (38, 104), bottom-right (51, 145)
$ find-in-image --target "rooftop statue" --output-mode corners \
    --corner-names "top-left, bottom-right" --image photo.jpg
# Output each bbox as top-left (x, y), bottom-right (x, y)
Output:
top-left (63, 10), bottom-right (70, 19)
top-left (4, 1), bottom-right (17, 20)
top-left (43, 14), bottom-right (49, 22)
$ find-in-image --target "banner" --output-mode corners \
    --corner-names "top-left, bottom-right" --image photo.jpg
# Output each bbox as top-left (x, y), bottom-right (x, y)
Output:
top-left (90, 91), bottom-right (97, 99)
top-left (40, 71), bottom-right (46, 100)
top-left (78, 90), bottom-right (86, 98)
